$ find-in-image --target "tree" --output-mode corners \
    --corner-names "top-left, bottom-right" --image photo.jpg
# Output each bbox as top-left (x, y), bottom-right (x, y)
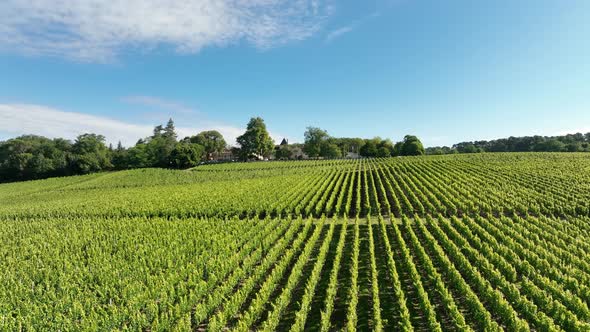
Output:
top-left (188, 130), bottom-right (226, 160)
top-left (320, 142), bottom-right (342, 158)
top-left (360, 140), bottom-right (378, 157)
top-left (153, 125), bottom-right (164, 138)
top-left (144, 120), bottom-right (179, 167)
top-left (236, 117), bottom-right (275, 160)
top-left (393, 142), bottom-right (404, 156)
top-left (163, 118), bottom-right (177, 140)
top-left (534, 139), bottom-right (565, 152)
top-left (458, 143), bottom-right (479, 154)
top-left (169, 143), bottom-right (205, 169)
top-left (126, 143), bottom-right (150, 168)
top-left (566, 142), bottom-right (584, 152)
top-left (374, 139), bottom-right (395, 157)
top-left (303, 127), bottom-right (329, 158)
top-left (111, 141), bottom-right (129, 170)
top-left (426, 147), bottom-right (444, 155)
top-left (0, 135), bottom-right (73, 182)
top-left (70, 134), bottom-right (112, 174)
top-left (377, 146), bottom-right (391, 157)
top-left (400, 135), bottom-right (425, 156)
top-left (275, 145), bottom-right (293, 160)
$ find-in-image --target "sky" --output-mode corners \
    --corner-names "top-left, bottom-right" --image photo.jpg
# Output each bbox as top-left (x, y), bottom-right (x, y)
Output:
top-left (1, 0), bottom-right (589, 147)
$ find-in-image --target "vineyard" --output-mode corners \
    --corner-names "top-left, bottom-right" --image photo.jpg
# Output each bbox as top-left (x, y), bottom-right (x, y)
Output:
top-left (1, 153), bottom-right (590, 331)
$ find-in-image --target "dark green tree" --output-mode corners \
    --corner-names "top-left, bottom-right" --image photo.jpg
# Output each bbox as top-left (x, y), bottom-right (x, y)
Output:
top-left (236, 117), bottom-right (275, 160)
top-left (126, 143), bottom-right (150, 168)
top-left (70, 134), bottom-right (112, 174)
top-left (534, 139), bottom-right (565, 152)
top-left (393, 142), bottom-right (403, 156)
top-left (111, 141), bottom-right (129, 170)
top-left (400, 135), bottom-right (425, 156)
top-left (275, 145), bottom-right (293, 160)
top-left (0, 135), bottom-right (74, 182)
top-left (377, 146), bottom-right (391, 157)
top-left (320, 142), bottom-right (342, 158)
top-left (426, 147), bottom-right (445, 155)
top-left (152, 125), bottom-right (164, 138)
top-left (163, 118), bottom-right (177, 140)
top-left (360, 140), bottom-right (378, 157)
top-left (144, 120), bottom-right (179, 167)
top-left (187, 130), bottom-right (226, 160)
top-left (303, 127), bottom-right (329, 158)
top-left (169, 143), bottom-right (205, 169)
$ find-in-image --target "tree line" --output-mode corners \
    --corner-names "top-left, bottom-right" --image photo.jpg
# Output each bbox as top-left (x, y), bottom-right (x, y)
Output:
top-left (0, 117), bottom-right (276, 183)
top-left (2, 115), bottom-right (589, 183)
top-left (426, 133), bottom-right (590, 155)
top-left (285, 127), bottom-right (425, 160)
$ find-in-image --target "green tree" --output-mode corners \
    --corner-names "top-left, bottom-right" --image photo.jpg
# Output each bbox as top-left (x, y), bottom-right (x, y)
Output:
top-left (163, 118), bottom-right (177, 140)
top-left (566, 141), bottom-right (584, 152)
top-left (145, 120), bottom-right (178, 167)
top-left (303, 127), bottom-right (329, 158)
top-left (534, 139), bottom-right (565, 152)
top-left (236, 117), bottom-right (275, 160)
top-left (393, 142), bottom-right (404, 156)
top-left (377, 139), bottom-right (394, 157)
top-left (360, 140), bottom-right (378, 157)
top-left (70, 134), bottom-right (112, 174)
top-left (187, 130), bottom-right (227, 160)
top-left (377, 146), bottom-right (391, 157)
top-left (426, 147), bottom-right (444, 155)
top-left (275, 145), bottom-right (293, 160)
top-left (169, 143), bottom-right (205, 169)
top-left (0, 135), bottom-right (73, 181)
top-left (111, 141), bottom-right (128, 170)
top-left (126, 144), bottom-right (150, 168)
top-left (400, 135), bottom-right (425, 156)
top-left (320, 142), bottom-right (342, 158)
top-left (152, 125), bottom-right (164, 138)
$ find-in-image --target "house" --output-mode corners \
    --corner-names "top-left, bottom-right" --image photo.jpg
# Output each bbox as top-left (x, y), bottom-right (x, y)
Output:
top-left (272, 139), bottom-right (308, 160)
top-left (346, 151), bottom-right (360, 159)
top-left (211, 149), bottom-right (234, 161)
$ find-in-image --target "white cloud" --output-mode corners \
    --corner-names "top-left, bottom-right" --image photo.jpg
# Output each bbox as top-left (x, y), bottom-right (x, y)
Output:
top-left (0, 0), bottom-right (332, 62)
top-left (0, 103), bottom-right (241, 146)
top-left (0, 103), bottom-right (288, 147)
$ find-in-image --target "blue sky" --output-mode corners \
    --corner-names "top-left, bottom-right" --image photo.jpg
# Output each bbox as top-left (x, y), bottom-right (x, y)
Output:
top-left (1, 0), bottom-right (589, 147)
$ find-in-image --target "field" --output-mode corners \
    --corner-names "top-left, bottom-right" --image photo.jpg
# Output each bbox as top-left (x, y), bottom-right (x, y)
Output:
top-left (2, 153), bottom-right (590, 331)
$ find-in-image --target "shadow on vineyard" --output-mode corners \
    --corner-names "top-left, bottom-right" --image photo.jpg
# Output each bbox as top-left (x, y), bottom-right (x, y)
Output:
top-left (303, 223), bottom-right (343, 331)
top-left (326, 222), bottom-right (355, 331)
top-left (356, 224), bottom-right (374, 331)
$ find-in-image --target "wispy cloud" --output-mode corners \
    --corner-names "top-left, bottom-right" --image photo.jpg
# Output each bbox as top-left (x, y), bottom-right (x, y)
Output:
top-left (0, 103), bottom-right (287, 147)
top-left (325, 11), bottom-right (380, 43)
top-left (325, 26), bottom-right (355, 42)
top-left (0, 0), bottom-right (333, 62)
